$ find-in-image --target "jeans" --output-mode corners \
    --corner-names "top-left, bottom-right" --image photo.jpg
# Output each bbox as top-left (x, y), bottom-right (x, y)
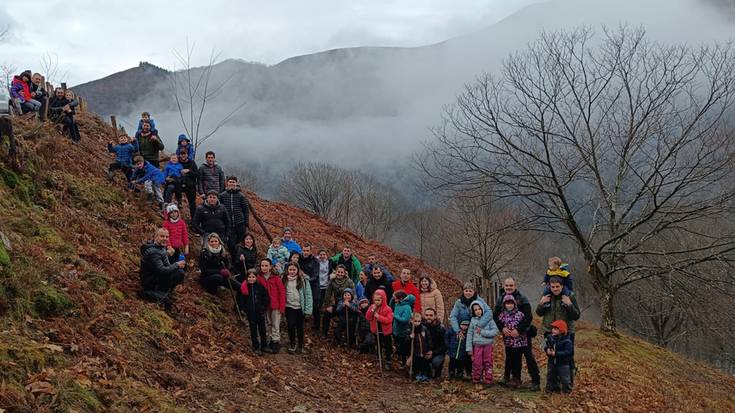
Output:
top-left (471, 343), bottom-right (494, 384)
top-left (430, 353), bottom-right (445, 378)
top-left (21, 99), bottom-right (42, 112)
top-left (411, 355), bottom-right (431, 378)
top-left (285, 307), bottom-right (305, 347)
top-left (139, 271), bottom-right (184, 305)
top-left (61, 114), bottom-right (81, 141)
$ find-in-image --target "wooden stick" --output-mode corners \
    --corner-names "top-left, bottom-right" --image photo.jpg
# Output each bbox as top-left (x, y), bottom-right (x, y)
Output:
top-left (249, 205), bottom-right (273, 243)
top-left (110, 115), bottom-right (118, 141)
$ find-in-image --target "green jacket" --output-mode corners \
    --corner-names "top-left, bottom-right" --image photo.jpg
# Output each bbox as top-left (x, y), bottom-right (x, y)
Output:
top-left (323, 275), bottom-right (355, 309)
top-left (285, 275), bottom-right (313, 316)
top-left (330, 253), bottom-right (362, 285)
top-left (535, 291), bottom-right (581, 334)
top-left (137, 132), bottom-right (164, 163)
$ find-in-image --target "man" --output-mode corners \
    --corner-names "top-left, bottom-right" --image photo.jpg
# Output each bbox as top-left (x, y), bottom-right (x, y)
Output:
top-left (219, 176), bottom-right (250, 257)
top-left (281, 227), bottom-right (302, 254)
top-left (192, 190), bottom-right (230, 245)
top-left (30, 73), bottom-right (49, 121)
top-left (10, 70), bottom-right (41, 114)
top-left (392, 268), bottom-right (421, 313)
top-left (423, 308), bottom-right (446, 379)
top-left (362, 253), bottom-right (395, 282)
top-left (139, 228), bottom-right (186, 310)
top-left (493, 277), bottom-right (541, 390)
top-left (330, 246), bottom-right (362, 285)
top-left (198, 151), bottom-right (225, 195)
top-left (176, 149), bottom-right (199, 220)
top-left (536, 276), bottom-right (581, 382)
top-left (313, 249), bottom-right (334, 332)
top-left (300, 244), bottom-right (320, 309)
top-left (135, 121), bottom-right (164, 167)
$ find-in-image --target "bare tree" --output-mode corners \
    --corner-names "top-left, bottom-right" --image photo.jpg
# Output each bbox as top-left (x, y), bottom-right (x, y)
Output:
top-left (350, 172), bottom-right (407, 242)
top-left (0, 62), bottom-right (16, 91)
top-left (39, 52), bottom-right (69, 86)
top-left (279, 161), bottom-right (348, 219)
top-left (171, 40), bottom-right (247, 159)
top-left (418, 26), bottom-right (735, 333)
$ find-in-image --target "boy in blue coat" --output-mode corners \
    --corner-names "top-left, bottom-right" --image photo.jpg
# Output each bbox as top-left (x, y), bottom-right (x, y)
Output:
top-left (163, 153), bottom-right (184, 203)
top-left (176, 134), bottom-right (195, 160)
top-left (545, 320), bottom-right (573, 393)
top-left (446, 320), bottom-right (472, 380)
top-left (130, 155), bottom-right (165, 209)
top-left (107, 135), bottom-right (136, 181)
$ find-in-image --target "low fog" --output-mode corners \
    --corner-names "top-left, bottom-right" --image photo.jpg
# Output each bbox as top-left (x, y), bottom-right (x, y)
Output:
top-left (118, 0), bottom-right (734, 198)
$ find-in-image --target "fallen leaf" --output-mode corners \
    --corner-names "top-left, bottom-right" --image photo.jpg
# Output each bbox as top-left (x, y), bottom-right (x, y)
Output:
top-left (25, 381), bottom-right (56, 395)
top-left (41, 344), bottom-right (64, 353)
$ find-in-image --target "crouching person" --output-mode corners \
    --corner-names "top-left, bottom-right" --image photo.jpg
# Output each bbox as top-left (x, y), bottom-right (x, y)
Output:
top-left (199, 233), bottom-right (241, 294)
top-left (139, 228), bottom-right (186, 310)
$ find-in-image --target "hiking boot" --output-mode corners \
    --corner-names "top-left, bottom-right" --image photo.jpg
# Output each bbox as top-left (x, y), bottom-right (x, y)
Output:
top-left (271, 341), bottom-right (281, 354)
top-left (530, 383), bottom-right (541, 391)
top-left (296, 345), bottom-right (303, 354)
top-left (254, 348), bottom-right (263, 356)
top-left (287, 343), bottom-right (297, 354)
top-left (508, 378), bottom-right (520, 389)
top-left (496, 377), bottom-right (509, 387)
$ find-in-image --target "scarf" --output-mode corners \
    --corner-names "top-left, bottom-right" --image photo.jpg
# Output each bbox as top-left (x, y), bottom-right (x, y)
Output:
top-left (206, 244), bottom-right (223, 254)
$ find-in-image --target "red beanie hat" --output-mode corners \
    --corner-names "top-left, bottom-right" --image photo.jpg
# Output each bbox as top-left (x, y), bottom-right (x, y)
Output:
top-left (550, 320), bottom-right (568, 335)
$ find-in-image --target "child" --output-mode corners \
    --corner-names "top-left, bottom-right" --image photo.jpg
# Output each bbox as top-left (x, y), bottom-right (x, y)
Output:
top-left (466, 300), bottom-right (498, 386)
top-left (129, 155), bottom-right (165, 209)
top-left (107, 135), bottom-right (136, 180)
top-left (162, 204), bottom-right (189, 278)
top-left (137, 111), bottom-right (157, 132)
top-left (266, 237), bottom-right (290, 275)
top-left (163, 153), bottom-right (184, 203)
top-left (409, 312), bottom-right (432, 383)
top-left (366, 289), bottom-right (394, 369)
top-left (542, 256), bottom-right (573, 296)
top-left (240, 269), bottom-right (270, 355)
top-left (446, 320), bottom-right (472, 380)
top-left (176, 134), bottom-right (195, 161)
top-left (282, 263), bottom-right (313, 354)
top-left (497, 294), bottom-right (528, 388)
top-left (356, 298), bottom-right (374, 354)
top-left (392, 291), bottom-right (415, 366)
top-left (334, 288), bottom-right (359, 347)
top-left (544, 320), bottom-right (573, 393)
top-left (257, 259), bottom-right (285, 354)
top-left (355, 271), bottom-right (367, 301)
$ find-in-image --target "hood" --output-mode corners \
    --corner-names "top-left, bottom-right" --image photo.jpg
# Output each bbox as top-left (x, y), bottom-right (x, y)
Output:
top-left (547, 268), bottom-right (570, 277)
top-left (398, 294), bottom-right (416, 307)
top-left (373, 289), bottom-right (388, 309)
top-left (177, 134), bottom-right (190, 144)
top-left (342, 288), bottom-right (354, 301)
top-left (140, 241), bottom-right (160, 255)
top-left (470, 300), bottom-right (485, 317)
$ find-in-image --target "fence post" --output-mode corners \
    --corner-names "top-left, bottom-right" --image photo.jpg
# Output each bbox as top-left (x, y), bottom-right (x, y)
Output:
top-left (110, 115), bottom-right (117, 140)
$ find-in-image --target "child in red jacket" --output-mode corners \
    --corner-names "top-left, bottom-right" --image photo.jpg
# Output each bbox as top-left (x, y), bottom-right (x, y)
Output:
top-left (162, 204), bottom-right (189, 258)
top-left (257, 258), bottom-right (286, 354)
top-left (366, 289), bottom-right (394, 368)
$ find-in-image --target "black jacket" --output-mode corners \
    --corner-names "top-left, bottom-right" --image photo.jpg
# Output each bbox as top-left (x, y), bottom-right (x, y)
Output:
top-left (234, 244), bottom-right (258, 274)
top-left (198, 248), bottom-right (230, 278)
top-left (300, 255), bottom-right (320, 283)
top-left (178, 159), bottom-right (199, 191)
top-left (411, 323), bottom-right (432, 356)
top-left (242, 281), bottom-right (270, 320)
top-left (192, 201), bottom-right (230, 237)
top-left (219, 189), bottom-right (250, 228)
top-left (425, 321), bottom-right (447, 356)
top-left (493, 289), bottom-right (533, 334)
top-left (545, 334), bottom-right (573, 365)
top-left (139, 242), bottom-right (179, 290)
top-left (365, 275), bottom-right (393, 304)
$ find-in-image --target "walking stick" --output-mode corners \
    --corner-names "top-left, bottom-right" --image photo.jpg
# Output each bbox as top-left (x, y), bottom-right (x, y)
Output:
top-left (376, 314), bottom-right (383, 374)
top-left (456, 335), bottom-right (463, 359)
top-left (226, 276), bottom-right (245, 324)
top-left (409, 324), bottom-right (415, 379)
top-left (345, 304), bottom-right (350, 348)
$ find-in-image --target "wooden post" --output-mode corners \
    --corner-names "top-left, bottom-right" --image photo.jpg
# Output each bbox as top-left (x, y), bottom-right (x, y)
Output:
top-left (249, 205), bottom-right (273, 243)
top-left (77, 96), bottom-right (85, 113)
top-left (61, 82), bottom-right (67, 91)
top-left (0, 117), bottom-right (18, 170)
top-left (110, 115), bottom-right (117, 140)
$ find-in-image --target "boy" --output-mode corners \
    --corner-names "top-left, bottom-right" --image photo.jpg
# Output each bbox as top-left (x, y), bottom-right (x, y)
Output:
top-left (356, 298), bottom-right (373, 353)
top-left (266, 236), bottom-right (290, 275)
top-left (137, 111), bottom-right (156, 132)
top-left (107, 135), bottom-right (136, 181)
top-left (176, 134), bottom-right (195, 160)
top-left (334, 288), bottom-right (359, 347)
top-left (130, 155), bottom-right (165, 209)
top-left (542, 256), bottom-right (573, 296)
top-left (446, 320), bottom-right (472, 380)
top-left (409, 312), bottom-right (432, 383)
top-left (544, 320), bottom-right (573, 393)
top-left (163, 153), bottom-right (184, 203)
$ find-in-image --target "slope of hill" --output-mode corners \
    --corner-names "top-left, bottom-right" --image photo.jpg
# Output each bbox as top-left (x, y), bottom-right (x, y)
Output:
top-left (0, 113), bottom-right (734, 412)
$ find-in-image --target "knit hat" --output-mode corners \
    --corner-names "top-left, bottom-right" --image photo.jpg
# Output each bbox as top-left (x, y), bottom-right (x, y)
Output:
top-left (460, 320), bottom-right (470, 327)
top-left (166, 204), bottom-right (179, 213)
top-left (283, 226), bottom-right (293, 233)
top-left (550, 320), bottom-right (568, 335)
top-left (394, 290), bottom-right (407, 300)
top-left (462, 282), bottom-right (475, 291)
top-left (206, 189), bottom-right (219, 196)
top-left (358, 298), bottom-right (369, 306)
top-left (503, 294), bottom-right (516, 304)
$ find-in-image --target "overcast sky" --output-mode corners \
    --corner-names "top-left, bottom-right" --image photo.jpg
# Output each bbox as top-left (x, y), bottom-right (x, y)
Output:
top-left (0, 0), bottom-right (538, 85)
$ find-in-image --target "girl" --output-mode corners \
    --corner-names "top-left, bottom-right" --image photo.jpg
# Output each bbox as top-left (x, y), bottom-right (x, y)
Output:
top-left (162, 204), bottom-right (188, 266)
top-left (240, 269), bottom-right (269, 356)
top-left (409, 312), bottom-right (432, 382)
top-left (366, 289), bottom-right (394, 369)
top-left (334, 288), bottom-right (359, 347)
top-left (257, 259), bottom-right (285, 354)
top-left (419, 276), bottom-right (445, 324)
top-left (497, 294), bottom-right (528, 388)
top-left (282, 263), bottom-right (313, 354)
top-left (199, 233), bottom-right (240, 294)
top-left (235, 233), bottom-right (258, 281)
top-left (266, 237), bottom-right (290, 275)
top-left (466, 300), bottom-right (498, 386)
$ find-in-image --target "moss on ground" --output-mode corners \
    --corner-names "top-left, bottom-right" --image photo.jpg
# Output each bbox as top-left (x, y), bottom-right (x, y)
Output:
top-left (34, 284), bottom-right (74, 319)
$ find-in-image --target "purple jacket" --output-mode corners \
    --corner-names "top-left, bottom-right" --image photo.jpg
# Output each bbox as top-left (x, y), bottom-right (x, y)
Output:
top-left (498, 309), bottom-right (528, 348)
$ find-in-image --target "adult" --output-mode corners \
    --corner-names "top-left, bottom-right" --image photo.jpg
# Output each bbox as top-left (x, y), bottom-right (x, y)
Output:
top-left (234, 233), bottom-right (258, 281)
top-left (135, 121), bottom-right (164, 167)
top-left (449, 282), bottom-right (492, 340)
top-left (30, 73), bottom-right (49, 121)
top-left (299, 245), bottom-right (320, 319)
top-left (219, 176), bottom-right (250, 257)
top-left (313, 249), bottom-right (334, 332)
top-left (281, 227), bottom-right (302, 254)
top-left (192, 190), bottom-right (230, 245)
top-left (419, 276), bottom-right (445, 324)
top-left (139, 228), bottom-right (185, 309)
top-left (423, 308), bottom-right (447, 379)
top-left (363, 253), bottom-right (395, 282)
top-left (392, 268), bottom-right (421, 312)
top-left (198, 151), bottom-right (225, 195)
top-left (48, 88), bottom-right (81, 142)
top-left (10, 71), bottom-right (41, 114)
top-left (364, 265), bottom-right (393, 306)
top-left (536, 276), bottom-right (581, 379)
top-left (330, 246), bottom-right (362, 285)
top-left (176, 149), bottom-right (199, 219)
top-left (198, 233), bottom-right (240, 294)
top-left (492, 277), bottom-right (540, 390)
top-left (321, 264), bottom-right (355, 338)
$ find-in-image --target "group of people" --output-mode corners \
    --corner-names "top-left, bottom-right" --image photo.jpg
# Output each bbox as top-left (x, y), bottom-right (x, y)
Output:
top-left (9, 70), bottom-right (81, 141)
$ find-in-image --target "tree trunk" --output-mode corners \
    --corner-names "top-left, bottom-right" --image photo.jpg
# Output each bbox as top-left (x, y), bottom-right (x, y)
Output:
top-left (599, 289), bottom-right (617, 334)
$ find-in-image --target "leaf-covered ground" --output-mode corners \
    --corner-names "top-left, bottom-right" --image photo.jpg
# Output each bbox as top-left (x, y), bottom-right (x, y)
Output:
top-left (0, 113), bottom-right (733, 412)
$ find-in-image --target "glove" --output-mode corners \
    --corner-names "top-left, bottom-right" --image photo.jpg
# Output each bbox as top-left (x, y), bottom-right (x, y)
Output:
top-left (219, 268), bottom-right (232, 279)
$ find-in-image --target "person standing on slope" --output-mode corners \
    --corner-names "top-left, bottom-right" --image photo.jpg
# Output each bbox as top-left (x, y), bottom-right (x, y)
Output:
top-left (198, 151), bottom-right (225, 196)
top-left (219, 176), bottom-right (250, 257)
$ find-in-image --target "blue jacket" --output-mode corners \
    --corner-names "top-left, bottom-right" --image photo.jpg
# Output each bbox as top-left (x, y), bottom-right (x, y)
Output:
top-left (132, 161), bottom-right (165, 185)
top-left (466, 300), bottom-right (498, 351)
top-left (392, 294), bottom-right (415, 339)
top-left (355, 282), bottom-right (366, 301)
top-left (175, 134), bottom-right (195, 160)
top-left (107, 143), bottom-right (136, 166)
top-left (545, 333), bottom-right (573, 365)
top-left (449, 295), bottom-right (492, 333)
top-left (163, 162), bottom-right (183, 179)
top-left (281, 239), bottom-right (303, 255)
top-left (445, 327), bottom-right (469, 359)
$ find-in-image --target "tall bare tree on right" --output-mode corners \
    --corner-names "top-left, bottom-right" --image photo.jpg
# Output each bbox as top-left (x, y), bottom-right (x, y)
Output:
top-left (418, 27), bottom-right (735, 334)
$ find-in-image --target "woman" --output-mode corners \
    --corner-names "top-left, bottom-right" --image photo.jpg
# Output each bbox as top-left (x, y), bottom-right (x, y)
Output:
top-left (199, 233), bottom-right (240, 294)
top-left (449, 282), bottom-right (492, 340)
top-left (234, 233), bottom-right (258, 281)
top-left (419, 275), bottom-right (445, 324)
top-left (48, 88), bottom-right (81, 142)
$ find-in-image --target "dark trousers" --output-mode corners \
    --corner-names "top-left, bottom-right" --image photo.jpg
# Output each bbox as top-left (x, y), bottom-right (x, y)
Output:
top-left (505, 346), bottom-right (523, 381)
top-left (146, 159), bottom-right (160, 168)
top-left (546, 360), bottom-right (572, 392)
top-left (334, 319), bottom-right (357, 346)
top-left (285, 307), bottom-right (305, 347)
top-left (412, 355), bottom-right (431, 378)
top-left (200, 273), bottom-right (241, 295)
top-left (312, 288), bottom-right (326, 331)
top-left (108, 162), bottom-right (132, 180)
top-left (140, 271), bottom-right (184, 304)
top-left (375, 332), bottom-right (393, 362)
top-left (395, 336), bottom-right (410, 363)
top-left (62, 114), bottom-right (81, 141)
top-left (227, 223), bottom-right (247, 258)
top-left (321, 305), bottom-right (334, 337)
top-left (448, 357), bottom-right (472, 378)
top-left (358, 330), bottom-right (374, 353)
top-left (544, 332), bottom-right (575, 376)
top-left (430, 354), bottom-right (445, 378)
top-left (164, 181), bottom-right (181, 203)
top-left (248, 316), bottom-right (267, 350)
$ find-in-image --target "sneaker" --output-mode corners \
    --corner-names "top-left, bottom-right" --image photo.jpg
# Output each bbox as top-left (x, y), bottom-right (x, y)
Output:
top-left (296, 345), bottom-right (303, 354)
top-left (254, 349), bottom-right (263, 356)
top-left (287, 344), bottom-right (297, 354)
